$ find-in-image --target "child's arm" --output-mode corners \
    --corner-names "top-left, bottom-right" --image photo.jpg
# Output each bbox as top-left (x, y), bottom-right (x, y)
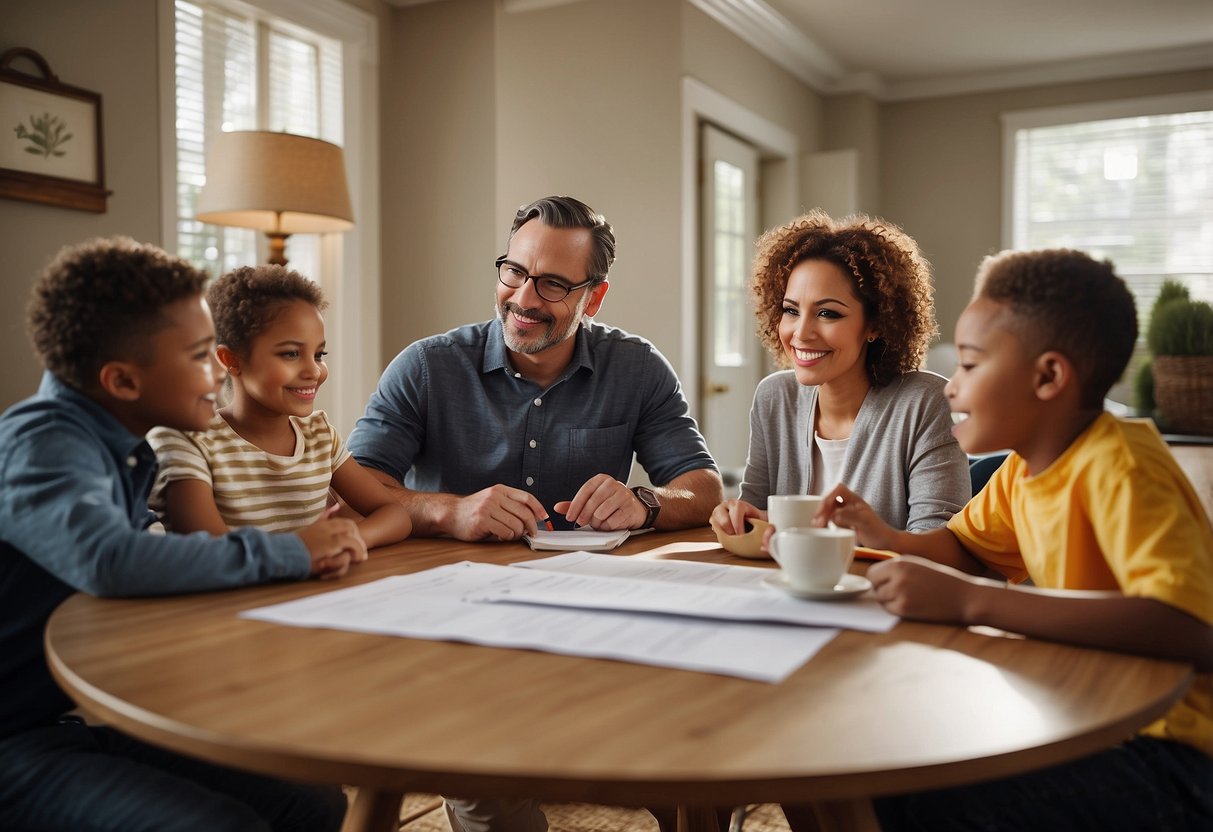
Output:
top-left (160, 478), bottom-right (230, 536)
top-left (813, 483), bottom-right (986, 574)
top-left (296, 509), bottom-right (368, 579)
top-left (869, 555), bottom-right (1213, 671)
top-left (329, 457), bottom-right (413, 548)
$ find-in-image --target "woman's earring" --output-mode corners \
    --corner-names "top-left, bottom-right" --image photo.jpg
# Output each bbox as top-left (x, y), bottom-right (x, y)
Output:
top-left (866, 334), bottom-right (877, 343)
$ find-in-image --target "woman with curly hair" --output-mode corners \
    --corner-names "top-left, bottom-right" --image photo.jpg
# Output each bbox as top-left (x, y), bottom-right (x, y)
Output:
top-left (710, 210), bottom-right (970, 545)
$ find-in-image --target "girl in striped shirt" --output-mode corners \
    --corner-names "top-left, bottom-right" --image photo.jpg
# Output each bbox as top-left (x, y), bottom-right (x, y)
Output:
top-left (149, 265), bottom-right (412, 547)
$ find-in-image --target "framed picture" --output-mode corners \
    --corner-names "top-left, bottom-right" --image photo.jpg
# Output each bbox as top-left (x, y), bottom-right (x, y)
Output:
top-left (0, 47), bottom-right (108, 212)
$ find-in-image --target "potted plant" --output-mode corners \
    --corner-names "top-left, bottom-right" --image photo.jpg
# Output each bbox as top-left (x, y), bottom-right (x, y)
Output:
top-left (1141, 280), bottom-right (1213, 435)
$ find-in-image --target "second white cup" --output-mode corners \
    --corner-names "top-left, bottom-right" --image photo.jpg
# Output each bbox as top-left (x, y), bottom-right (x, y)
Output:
top-left (767, 494), bottom-right (824, 531)
top-left (769, 526), bottom-right (856, 592)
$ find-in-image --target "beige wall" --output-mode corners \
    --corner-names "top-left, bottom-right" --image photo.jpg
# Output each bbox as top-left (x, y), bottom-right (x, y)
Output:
top-left (681, 0), bottom-right (821, 159)
top-left (880, 68), bottom-right (1213, 344)
top-left (0, 0), bottom-right (165, 409)
top-left (380, 0), bottom-right (497, 361)
top-left (384, 0), bottom-right (822, 377)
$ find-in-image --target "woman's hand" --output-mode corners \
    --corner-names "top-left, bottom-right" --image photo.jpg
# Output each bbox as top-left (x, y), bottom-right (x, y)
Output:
top-left (709, 499), bottom-right (765, 537)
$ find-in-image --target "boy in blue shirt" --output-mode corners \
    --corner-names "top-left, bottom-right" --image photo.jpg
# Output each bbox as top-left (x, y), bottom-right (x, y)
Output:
top-left (808, 249), bottom-right (1212, 830)
top-left (0, 237), bottom-right (366, 831)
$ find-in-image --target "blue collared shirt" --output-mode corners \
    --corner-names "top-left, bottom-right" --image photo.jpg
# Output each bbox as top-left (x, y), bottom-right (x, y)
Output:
top-left (348, 319), bottom-right (717, 527)
top-left (0, 372), bottom-right (310, 737)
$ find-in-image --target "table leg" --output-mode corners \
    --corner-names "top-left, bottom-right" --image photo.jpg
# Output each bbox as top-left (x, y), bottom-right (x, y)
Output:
top-left (809, 798), bottom-right (880, 832)
top-left (677, 805), bottom-right (722, 832)
top-left (341, 786), bottom-right (407, 832)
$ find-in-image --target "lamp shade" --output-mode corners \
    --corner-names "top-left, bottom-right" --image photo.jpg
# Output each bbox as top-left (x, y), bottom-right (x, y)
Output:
top-left (195, 131), bottom-right (354, 234)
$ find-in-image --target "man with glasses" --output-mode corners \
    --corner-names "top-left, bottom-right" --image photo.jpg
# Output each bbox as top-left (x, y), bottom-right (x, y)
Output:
top-left (348, 195), bottom-right (723, 547)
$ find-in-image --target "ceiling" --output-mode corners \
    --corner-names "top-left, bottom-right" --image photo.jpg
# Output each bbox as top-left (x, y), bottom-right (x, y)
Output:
top-left (392, 0), bottom-right (1213, 101)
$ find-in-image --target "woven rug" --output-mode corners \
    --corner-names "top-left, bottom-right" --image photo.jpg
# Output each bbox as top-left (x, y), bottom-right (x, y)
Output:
top-left (398, 794), bottom-right (791, 831)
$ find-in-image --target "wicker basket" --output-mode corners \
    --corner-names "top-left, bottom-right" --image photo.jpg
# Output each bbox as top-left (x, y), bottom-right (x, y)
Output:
top-left (1152, 355), bottom-right (1213, 436)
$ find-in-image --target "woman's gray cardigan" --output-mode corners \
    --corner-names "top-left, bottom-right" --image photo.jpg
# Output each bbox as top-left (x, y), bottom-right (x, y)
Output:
top-left (738, 370), bottom-right (971, 531)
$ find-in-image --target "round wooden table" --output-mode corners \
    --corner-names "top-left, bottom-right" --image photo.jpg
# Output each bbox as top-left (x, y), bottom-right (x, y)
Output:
top-left (45, 529), bottom-right (1192, 832)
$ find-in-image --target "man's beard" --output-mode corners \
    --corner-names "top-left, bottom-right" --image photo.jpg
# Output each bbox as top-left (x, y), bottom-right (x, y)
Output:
top-left (498, 298), bottom-right (584, 355)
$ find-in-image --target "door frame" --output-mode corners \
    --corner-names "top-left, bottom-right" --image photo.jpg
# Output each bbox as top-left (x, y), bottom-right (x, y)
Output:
top-left (680, 76), bottom-right (798, 419)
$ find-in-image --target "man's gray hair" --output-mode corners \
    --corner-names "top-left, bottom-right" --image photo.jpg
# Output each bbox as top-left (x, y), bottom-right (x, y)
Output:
top-left (507, 195), bottom-right (616, 283)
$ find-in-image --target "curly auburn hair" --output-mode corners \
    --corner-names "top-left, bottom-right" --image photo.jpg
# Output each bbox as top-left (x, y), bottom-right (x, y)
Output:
top-left (26, 236), bottom-right (209, 393)
top-left (750, 210), bottom-right (937, 387)
top-left (206, 264), bottom-right (327, 356)
top-left (975, 249), bottom-right (1136, 409)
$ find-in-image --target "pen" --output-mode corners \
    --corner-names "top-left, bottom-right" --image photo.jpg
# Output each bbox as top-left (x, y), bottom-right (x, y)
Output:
top-left (541, 517), bottom-right (554, 531)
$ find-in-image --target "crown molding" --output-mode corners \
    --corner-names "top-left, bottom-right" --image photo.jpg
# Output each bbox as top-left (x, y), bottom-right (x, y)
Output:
top-left (883, 42), bottom-right (1213, 102)
top-left (687, 0), bottom-right (847, 90)
top-left (689, 0), bottom-right (1212, 102)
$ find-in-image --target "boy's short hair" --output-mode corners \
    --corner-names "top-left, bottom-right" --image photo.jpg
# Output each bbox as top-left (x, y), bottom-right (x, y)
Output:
top-left (206, 264), bottom-right (327, 356)
top-left (975, 249), bottom-right (1137, 408)
top-left (26, 237), bottom-right (209, 393)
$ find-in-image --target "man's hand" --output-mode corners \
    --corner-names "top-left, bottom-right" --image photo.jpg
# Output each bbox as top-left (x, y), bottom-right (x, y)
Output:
top-left (555, 474), bottom-right (646, 530)
top-left (297, 511), bottom-right (368, 580)
top-left (450, 484), bottom-right (548, 542)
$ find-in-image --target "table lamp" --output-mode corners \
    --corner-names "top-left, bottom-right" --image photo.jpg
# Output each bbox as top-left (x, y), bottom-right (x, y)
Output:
top-left (195, 130), bottom-right (354, 266)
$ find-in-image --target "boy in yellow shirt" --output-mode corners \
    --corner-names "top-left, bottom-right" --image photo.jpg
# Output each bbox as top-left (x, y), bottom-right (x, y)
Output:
top-left (814, 248), bottom-right (1212, 829)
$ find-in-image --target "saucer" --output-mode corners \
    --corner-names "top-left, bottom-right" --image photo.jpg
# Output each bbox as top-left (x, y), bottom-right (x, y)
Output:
top-left (762, 572), bottom-right (872, 601)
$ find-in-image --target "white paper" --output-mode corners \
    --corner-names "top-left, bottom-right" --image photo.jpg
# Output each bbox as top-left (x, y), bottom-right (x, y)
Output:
top-left (240, 562), bottom-right (833, 683)
top-left (522, 529), bottom-right (632, 551)
top-left (514, 550), bottom-right (773, 587)
top-left (494, 554), bottom-right (897, 632)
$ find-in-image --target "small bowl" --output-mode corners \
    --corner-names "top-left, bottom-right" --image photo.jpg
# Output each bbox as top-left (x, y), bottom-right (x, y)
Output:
top-left (715, 518), bottom-right (773, 559)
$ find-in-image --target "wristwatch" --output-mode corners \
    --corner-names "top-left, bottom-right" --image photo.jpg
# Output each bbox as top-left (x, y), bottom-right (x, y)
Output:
top-left (630, 486), bottom-right (661, 529)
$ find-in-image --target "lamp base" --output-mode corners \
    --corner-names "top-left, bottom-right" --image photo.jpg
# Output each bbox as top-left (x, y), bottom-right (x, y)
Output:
top-left (266, 232), bottom-right (290, 267)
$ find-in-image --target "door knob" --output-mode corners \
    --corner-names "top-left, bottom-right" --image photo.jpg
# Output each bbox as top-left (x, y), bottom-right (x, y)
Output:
top-left (707, 382), bottom-right (730, 395)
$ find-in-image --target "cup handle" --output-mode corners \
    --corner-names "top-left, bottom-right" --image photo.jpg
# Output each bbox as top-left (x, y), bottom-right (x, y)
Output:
top-left (768, 533), bottom-right (782, 566)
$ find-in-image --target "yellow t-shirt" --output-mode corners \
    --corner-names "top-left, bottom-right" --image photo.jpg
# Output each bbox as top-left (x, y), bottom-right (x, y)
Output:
top-left (948, 413), bottom-right (1213, 755)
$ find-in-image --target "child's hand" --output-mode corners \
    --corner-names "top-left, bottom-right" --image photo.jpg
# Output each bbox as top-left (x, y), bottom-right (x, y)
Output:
top-left (868, 555), bottom-right (984, 623)
top-left (298, 510), bottom-right (368, 580)
top-left (710, 499), bottom-right (764, 537)
top-left (814, 483), bottom-right (896, 548)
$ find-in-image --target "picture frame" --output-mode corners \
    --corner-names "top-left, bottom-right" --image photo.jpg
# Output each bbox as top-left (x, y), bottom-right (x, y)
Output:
top-left (0, 47), bottom-right (109, 213)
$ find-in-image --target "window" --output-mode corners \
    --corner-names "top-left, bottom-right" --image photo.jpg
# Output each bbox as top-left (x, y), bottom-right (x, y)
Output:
top-left (162, 0), bottom-right (379, 436)
top-left (174, 0), bottom-right (343, 278)
top-left (1003, 92), bottom-right (1213, 400)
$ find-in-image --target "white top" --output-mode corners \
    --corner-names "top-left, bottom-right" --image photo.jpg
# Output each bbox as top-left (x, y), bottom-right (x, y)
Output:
top-left (148, 410), bottom-right (351, 533)
top-left (811, 431), bottom-right (850, 496)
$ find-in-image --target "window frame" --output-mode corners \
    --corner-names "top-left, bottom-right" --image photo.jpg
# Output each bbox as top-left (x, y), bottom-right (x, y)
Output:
top-left (157, 0), bottom-right (379, 437)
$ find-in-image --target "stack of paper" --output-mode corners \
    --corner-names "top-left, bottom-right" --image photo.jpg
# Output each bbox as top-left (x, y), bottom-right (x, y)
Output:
top-left (241, 553), bottom-right (896, 683)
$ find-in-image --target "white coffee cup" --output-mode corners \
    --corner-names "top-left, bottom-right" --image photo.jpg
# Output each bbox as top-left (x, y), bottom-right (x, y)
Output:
top-left (767, 494), bottom-right (824, 532)
top-left (768, 526), bottom-right (856, 592)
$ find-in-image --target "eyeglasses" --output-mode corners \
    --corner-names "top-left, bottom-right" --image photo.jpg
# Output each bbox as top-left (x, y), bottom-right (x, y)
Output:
top-left (496, 257), bottom-right (597, 302)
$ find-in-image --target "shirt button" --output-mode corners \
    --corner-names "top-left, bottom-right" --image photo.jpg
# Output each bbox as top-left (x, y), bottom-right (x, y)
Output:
top-left (525, 476), bottom-right (535, 486)
top-left (126, 455), bottom-right (138, 467)
top-left (529, 439), bottom-right (537, 448)
top-left (533, 398), bottom-right (542, 407)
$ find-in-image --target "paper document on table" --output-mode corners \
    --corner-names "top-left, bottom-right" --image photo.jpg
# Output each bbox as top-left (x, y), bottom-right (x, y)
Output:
top-left (240, 562), bottom-right (833, 683)
top-left (481, 561), bottom-right (896, 632)
top-left (522, 529), bottom-right (640, 551)
top-left (515, 550), bottom-right (773, 588)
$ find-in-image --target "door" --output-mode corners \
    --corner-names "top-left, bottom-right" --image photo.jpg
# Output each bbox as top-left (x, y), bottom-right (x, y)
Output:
top-left (699, 123), bottom-right (764, 485)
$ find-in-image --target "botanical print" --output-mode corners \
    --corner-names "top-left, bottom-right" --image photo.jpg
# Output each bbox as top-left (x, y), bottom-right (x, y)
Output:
top-left (14, 112), bottom-right (72, 159)
top-left (0, 82), bottom-right (95, 182)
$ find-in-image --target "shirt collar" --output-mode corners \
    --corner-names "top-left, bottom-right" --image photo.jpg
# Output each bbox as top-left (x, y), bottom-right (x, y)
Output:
top-left (38, 371), bottom-right (151, 461)
top-left (482, 317), bottom-right (597, 378)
